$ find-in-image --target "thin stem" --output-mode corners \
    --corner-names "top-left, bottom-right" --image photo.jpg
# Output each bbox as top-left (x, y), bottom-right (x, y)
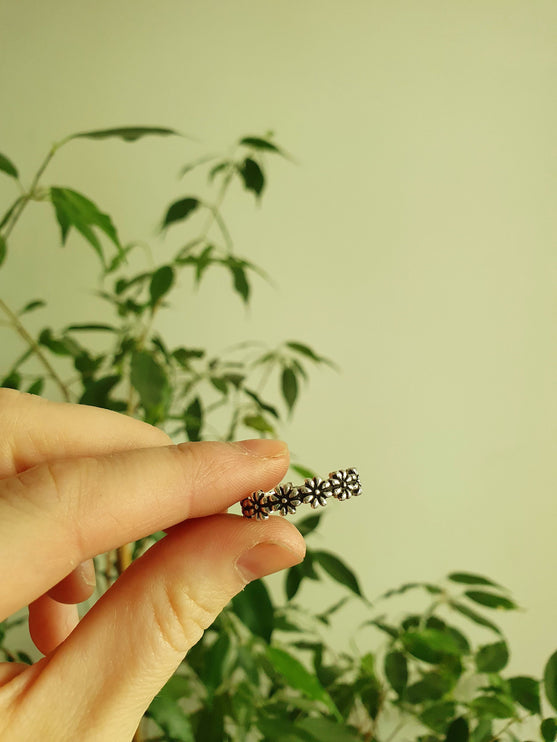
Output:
top-left (116, 543), bottom-right (134, 574)
top-left (487, 716), bottom-right (523, 742)
top-left (2, 143), bottom-right (58, 241)
top-left (198, 166), bottom-right (235, 251)
top-left (0, 298), bottom-right (70, 401)
top-left (383, 718), bottom-right (406, 742)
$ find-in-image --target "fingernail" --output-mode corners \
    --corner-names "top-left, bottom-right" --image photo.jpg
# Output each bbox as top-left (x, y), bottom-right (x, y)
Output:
top-left (232, 439), bottom-right (288, 459)
top-left (78, 559), bottom-right (97, 588)
top-left (236, 541), bottom-right (302, 584)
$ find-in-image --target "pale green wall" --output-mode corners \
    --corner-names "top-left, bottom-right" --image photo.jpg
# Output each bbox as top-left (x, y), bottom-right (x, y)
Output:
top-left (1, 0), bottom-right (556, 679)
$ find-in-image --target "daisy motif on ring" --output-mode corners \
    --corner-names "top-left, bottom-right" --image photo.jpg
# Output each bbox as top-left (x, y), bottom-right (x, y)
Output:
top-left (240, 497), bottom-right (256, 519)
top-left (346, 467), bottom-right (362, 497)
top-left (300, 476), bottom-right (332, 509)
top-left (329, 469), bottom-right (354, 501)
top-left (249, 490), bottom-right (271, 520)
top-left (268, 482), bottom-right (302, 516)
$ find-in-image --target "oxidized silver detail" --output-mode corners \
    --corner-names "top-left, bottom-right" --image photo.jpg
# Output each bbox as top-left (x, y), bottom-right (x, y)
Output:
top-left (299, 476), bottom-right (332, 509)
top-left (241, 489), bottom-right (271, 520)
top-left (269, 482), bottom-right (302, 516)
top-left (241, 468), bottom-right (362, 519)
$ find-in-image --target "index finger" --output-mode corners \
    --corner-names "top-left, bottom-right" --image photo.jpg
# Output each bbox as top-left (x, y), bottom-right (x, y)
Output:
top-left (0, 438), bottom-right (289, 620)
top-left (0, 388), bottom-right (171, 478)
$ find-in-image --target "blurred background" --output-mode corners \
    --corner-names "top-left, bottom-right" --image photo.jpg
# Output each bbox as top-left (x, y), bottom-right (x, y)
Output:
top-left (1, 0), bottom-right (555, 676)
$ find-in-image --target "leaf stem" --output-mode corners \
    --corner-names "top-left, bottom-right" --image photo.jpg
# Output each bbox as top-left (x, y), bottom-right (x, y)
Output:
top-left (1, 143), bottom-right (59, 241)
top-left (0, 298), bottom-right (71, 400)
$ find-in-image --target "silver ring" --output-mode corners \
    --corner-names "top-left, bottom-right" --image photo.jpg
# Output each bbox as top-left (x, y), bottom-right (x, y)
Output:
top-left (241, 468), bottom-right (362, 519)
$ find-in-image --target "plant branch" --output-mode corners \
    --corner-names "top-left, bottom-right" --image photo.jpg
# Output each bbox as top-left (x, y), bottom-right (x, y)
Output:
top-left (199, 167), bottom-right (235, 251)
top-left (0, 298), bottom-right (70, 400)
top-left (1, 143), bottom-right (58, 241)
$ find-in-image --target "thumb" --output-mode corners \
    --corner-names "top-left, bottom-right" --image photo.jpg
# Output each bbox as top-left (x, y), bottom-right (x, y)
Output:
top-left (8, 514), bottom-right (304, 741)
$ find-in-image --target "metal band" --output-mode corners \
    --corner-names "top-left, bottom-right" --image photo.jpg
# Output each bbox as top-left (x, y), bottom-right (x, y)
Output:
top-left (241, 468), bottom-right (362, 520)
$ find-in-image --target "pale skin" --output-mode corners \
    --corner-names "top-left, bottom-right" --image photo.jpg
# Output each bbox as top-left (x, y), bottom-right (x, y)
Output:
top-left (0, 389), bottom-right (305, 741)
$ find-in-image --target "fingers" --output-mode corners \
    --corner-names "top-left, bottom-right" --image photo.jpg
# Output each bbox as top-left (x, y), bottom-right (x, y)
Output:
top-left (0, 388), bottom-right (171, 478)
top-left (28, 595), bottom-right (79, 655)
top-left (0, 439), bottom-right (289, 620)
top-left (6, 514), bottom-right (305, 741)
top-left (0, 389), bottom-right (170, 618)
top-left (47, 560), bottom-right (96, 604)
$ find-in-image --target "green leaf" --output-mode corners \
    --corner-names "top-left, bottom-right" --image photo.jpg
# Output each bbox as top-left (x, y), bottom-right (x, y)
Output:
top-left (2, 371), bottom-right (21, 389)
top-left (69, 126), bottom-right (180, 142)
top-left (50, 187), bottom-right (122, 267)
top-left (0, 152), bottom-right (18, 179)
top-left (210, 376), bottom-right (228, 395)
top-left (184, 397), bottom-right (203, 441)
top-left (384, 651), bottom-right (408, 696)
top-left (204, 631), bottom-right (231, 695)
top-left (15, 651), bottom-right (33, 665)
top-left (79, 375), bottom-right (121, 408)
top-left (239, 157), bottom-right (265, 198)
top-left (158, 673), bottom-right (191, 701)
top-left (179, 153), bottom-right (219, 178)
top-left (286, 341), bottom-right (336, 368)
top-left (266, 646), bottom-right (341, 720)
top-left (470, 718), bottom-right (493, 742)
top-left (316, 596), bottom-right (350, 624)
top-left (508, 676), bottom-right (541, 715)
top-left (281, 366), bottom-right (298, 413)
top-left (130, 350), bottom-right (170, 423)
top-left (26, 378), bottom-right (44, 396)
top-left (19, 299), bottom-right (46, 315)
top-left (445, 717), bottom-right (469, 742)
top-left (545, 651), bottom-right (557, 712)
top-left (313, 550), bottom-right (362, 597)
top-left (286, 552), bottom-right (323, 599)
top-left (420, 701), bottom-right (457, 733)
top-left (65, 323), bottom-right (115, 332)
top-left (243, 414), bottom-right (275, 434)
top-left (149, 265), bottom-right (174, 307)
top-left (231, 579), bottom-right (274, 643)
top-left (38, 328), bottom-right (82, 356)
top-left (295, 512), bottom-right (322, 537)
top-left (401, 629), bottom-right (463, 664)
top-left (365, 619), bottom-right (399, 638)
top-left (448, 572), bottom-right (503, 589)
top-left (193, 700), bottom-right (225, 742)
top-left (284, 565), bottom-right (303, 601)
top-left (475, 641), bottom-right (509, 673)
top-left (470, 695), bottom-right (515, 718)
top-left (464, 591), bottom-right (517, 610)
top-left (146, 695), bottom-right (194, 741)
top-left (541, 718), bottom-right (557, 741)
top-left (406, 673), bottom-right (453, 703)
top-left (0, 235), bottom-right (6, 267)
top-left (228, 259), bottom-right (250, 303)
top-left (256, 714), bottom-right (314, 742)
top-left (173, 347), bottom-right (204, 367)
top-left (162, 196), bottom-right (200, 229)
top-left (296, 716), bottom-right (362, 742)
top-left (239, 136), bottom-right (284, 155)
top-left (243, 388), bottom-right (279, 418)
top-left (449, 601), bottom-right (503, 635)
top-left (208, 160), bottom-right (231, 181)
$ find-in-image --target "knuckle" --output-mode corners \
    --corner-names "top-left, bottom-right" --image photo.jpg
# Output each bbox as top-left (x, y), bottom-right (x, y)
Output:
top-left (151, 579), bottom-right (216, 655)
top-left (15, 456), bottom-right (97, 558)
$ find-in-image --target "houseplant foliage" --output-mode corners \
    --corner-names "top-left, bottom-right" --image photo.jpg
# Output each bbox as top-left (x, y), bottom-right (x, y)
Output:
top-left (1, 130), bottom-right (557, 742)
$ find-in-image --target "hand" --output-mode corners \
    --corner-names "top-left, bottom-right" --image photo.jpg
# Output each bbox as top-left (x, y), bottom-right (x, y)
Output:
top-left (0, 389), bottom-right (305, 741)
